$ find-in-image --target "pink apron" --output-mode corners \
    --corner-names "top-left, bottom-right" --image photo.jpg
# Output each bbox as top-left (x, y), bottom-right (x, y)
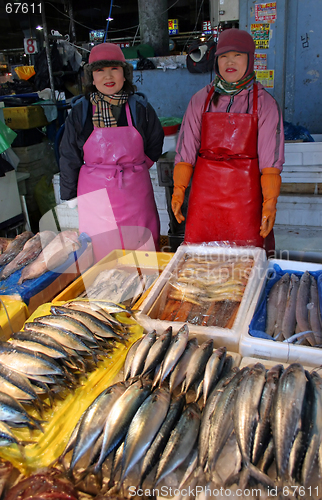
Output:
top-left (77, 103), bottom-right (160, 262)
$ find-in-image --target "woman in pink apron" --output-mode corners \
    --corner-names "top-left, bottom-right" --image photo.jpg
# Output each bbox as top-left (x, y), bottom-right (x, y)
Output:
top-left (59, 43), bottom-right (164, 262)
top-left (171, 29), bottom-right (284, 255)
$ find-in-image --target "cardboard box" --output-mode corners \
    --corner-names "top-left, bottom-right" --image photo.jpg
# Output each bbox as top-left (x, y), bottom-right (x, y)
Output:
top-left (53, 249), bottom-right (174, 306)
top-left (3, 105), bottom-right (48, 130)
top-left (135, 245), bottom-right (267, 352)
top-left (239, 259), bottom-right (322, 366)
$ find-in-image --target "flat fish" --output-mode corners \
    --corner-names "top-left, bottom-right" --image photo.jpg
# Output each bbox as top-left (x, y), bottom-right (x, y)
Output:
top-left (18, 230), bottom-right (80, 283)
top-left (0, 231), bottom-right (56, 280)
top-left (0, 231), bottom-right (33, 267)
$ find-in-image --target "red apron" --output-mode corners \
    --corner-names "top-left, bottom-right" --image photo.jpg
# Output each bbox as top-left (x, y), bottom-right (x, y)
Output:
top-left (184, 83), bottom-right (264, 248)
top-left (77, 103), bottom-right (160, 262)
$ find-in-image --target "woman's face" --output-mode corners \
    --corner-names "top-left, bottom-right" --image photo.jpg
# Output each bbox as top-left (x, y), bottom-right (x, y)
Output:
top-left (217, 51), bottom-right (248, 83)
top-left (92, 66), bottom-right (125, 95)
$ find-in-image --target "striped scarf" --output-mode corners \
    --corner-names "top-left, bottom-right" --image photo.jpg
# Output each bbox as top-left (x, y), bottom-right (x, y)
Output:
top-left (214, 71), bottom-right (256, 96)
top-left (89, 90), bottom-right (129, 127)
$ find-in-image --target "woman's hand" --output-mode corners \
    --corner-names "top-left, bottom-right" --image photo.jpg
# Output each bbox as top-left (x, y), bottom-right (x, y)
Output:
top-left (171, 162), bottom-right (194, 224)
top-left (172, 200), bottom-right (185, 223)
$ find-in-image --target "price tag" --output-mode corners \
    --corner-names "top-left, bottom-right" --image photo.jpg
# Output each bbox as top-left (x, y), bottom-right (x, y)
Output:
top-left (24, 38), bottom-right (38, 54)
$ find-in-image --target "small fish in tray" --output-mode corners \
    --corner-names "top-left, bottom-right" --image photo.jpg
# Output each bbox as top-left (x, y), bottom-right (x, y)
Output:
top-left (78, 268), bottom-right (159, 307)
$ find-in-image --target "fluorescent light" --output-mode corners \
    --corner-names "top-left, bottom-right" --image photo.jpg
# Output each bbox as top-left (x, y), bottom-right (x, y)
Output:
top-left (106, 17), bottom-right (113, 21)
top-left (36, 25), bottom-right (43, 30)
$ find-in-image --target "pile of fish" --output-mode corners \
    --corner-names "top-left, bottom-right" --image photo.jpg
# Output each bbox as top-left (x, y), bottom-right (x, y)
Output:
top-left (78, 268), bottom-right (159, 306)
top-left (265, 271), bottom-right (322, 345)
top-left (0, 300), bottom-right (129, 447)
top-left (0, 230), bottom-right (82, 283)
top-left (157, 254), bottom-right (254, 328)
top-left (59, 326), bottom-right (234, 493)
top-left (3, 468), bottom-right (79, 500)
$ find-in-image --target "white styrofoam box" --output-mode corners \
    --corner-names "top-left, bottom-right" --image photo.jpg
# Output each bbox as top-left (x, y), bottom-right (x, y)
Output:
top-left (239, 259), bottom-right (322, 367)
top-left (158, 210), bottom-right (170, 236)
top-left (154, 190), bottom-right (167, 211)
top-left (52, 173), bottom-right (63, 205)
top-left (135, 245), bottom-right (267, 352)
top-left (55, 202), bottom-right (79, 230)
top-left (284, 140), bottom-right (322, 166)
top-left (281, 165), bottom-right (322, 184)
top-left (162, 133), bottom-right (178, 154)
top-left (275, 195), bottom-right (322, 227)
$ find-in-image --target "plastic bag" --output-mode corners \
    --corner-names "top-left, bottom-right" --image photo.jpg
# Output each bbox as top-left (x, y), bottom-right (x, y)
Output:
top-left (14, 66), bottom-right (36, 81)
top-left (283, 120), bottom-right (314, 142)
top-left (137, 50), bottom-right (155, 70)
top-left (186, 40), bottom-right (216, 74)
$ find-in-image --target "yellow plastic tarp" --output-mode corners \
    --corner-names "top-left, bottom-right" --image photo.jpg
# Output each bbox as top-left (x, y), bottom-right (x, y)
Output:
top-left (0, 295), bottom-right (28, 341)
top-left (0, 301), bottom-right (144, 474)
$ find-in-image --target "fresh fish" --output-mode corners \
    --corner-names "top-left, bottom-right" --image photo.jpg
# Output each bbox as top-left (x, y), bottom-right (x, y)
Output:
top-left (89, 301), bottom-right (132, 316)
top-left (0, 231), bottom-right (56, 280)
top-left (117, 387), bottom-right (170, 486)
top-left (7, 339), bottom-right (67, 360)
top-left (257, 437), bottom-right (275, 475)
top-left (123, 338), bottom-right (143, 381)
top-left (18, 230), bottom-right (80, 284)
top-left (182, 339), bottom-right (213, 394)
top-left (50, 306), bottom-right (125, 343)
top-left (178, 447), bottom-right (199, 489)
top-left (138, 393), bottom-right (185, 488)
top-left (93, 378), bottom-right (152, 475)
top-left (295, 271), bottom-right (312, 334)
top-left (198, 368), bottom-right (239, 472)
top-left (63, 301), bottom-right (126, 332)
top-left (70, 381), bottom-right (127, 473)
top-left (35, 314), bottom-right (99, 347)
top-left (12, 331), bottom-right (72, 359)
top-left (265, 278), bottom-right (281, 336)
top-left (0, 237), bottom-right (11, 254)
top-left (23, 322), bottom-right (94, 354)
top-left (281, 274), bottom-right (300, 340)
top-left (271, 363), bottom-right (307, 482)
top-left (0, 390), bottom-right (43, 431)
top-left (0, 231), bottom-right (33, 267)
top-left (169, 338), bottom-right (198, 393)
top-left (252, 364), bottom-right (283, 466)
top-left (273, 273), bottom-right (290, 338)
top-left (203, 346), bottom-right (226, 405)
top-left (232, 363), bottom-right (274, 489)
top-left (107, 440), bottom-right (124, 490)
top-left (0, 420), bottom-right (25, 450)
top-left (0, 362), bottom-right (43, 407)
top-left (308, 275), bottom-right (322, 344)
top-left (130, 330), bottom-right (156, 378)
top-left (207, 368), bottom-right (249, 478)
top-left (301, 371), bottom-right (322, 486)
top-left (153, 402), bottom-right (201, 486)
top-left (153, 324), bottom-right (189, 388)
top-left (0, 342), bottom-right (66, 378)
top-left (141, 327), bottom-right (172, 376)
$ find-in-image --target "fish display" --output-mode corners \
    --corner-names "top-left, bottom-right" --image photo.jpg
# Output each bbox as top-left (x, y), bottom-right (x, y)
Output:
top-left (156, 254), bottom-right (254, 328)
top-left (265, 271), bottom-right (322, 345)
top-left (53, 319), bottom-right (322, 498)
top-left (0, 300), bottom-right (129, 431)
top-left (0, 231), bottom-right (56, 280)
top-left (18, 230), bottom-right (81, 284)
top-left (78, 267), bottom-right (159, 306)
top-left (0, 232), bottom-right (33, 267)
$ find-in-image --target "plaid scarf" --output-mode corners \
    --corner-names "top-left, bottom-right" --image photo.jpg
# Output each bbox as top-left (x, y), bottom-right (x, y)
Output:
top-left (89, 90), bottom-right (129, 127)
top-left (214, 71), bottom-right (256, 96)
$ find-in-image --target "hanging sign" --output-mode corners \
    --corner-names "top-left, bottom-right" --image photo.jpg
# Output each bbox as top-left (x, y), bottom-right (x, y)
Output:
top-left (254, 53), bottom-right (267, 70)
top-left (255, 69), bottom-right (274, 88)
top-left (251, 23), bottom-right (270, 49)
top-left (202, 21), bottom-right (212, 34)
top-left (23, 38), bottom-right (38, 54)
top-left (168, 19), bottom-right (179, 35)
top-left (255, 2), bottom-right (277, 23)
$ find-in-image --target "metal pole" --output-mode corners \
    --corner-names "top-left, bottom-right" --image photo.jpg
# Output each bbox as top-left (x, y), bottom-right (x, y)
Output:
top-left (41, 0), bottom-right (56, 103)
top-left (68, 0), bottom-right (76, 43)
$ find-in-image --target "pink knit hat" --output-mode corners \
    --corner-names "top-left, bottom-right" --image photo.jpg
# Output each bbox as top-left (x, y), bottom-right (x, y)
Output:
top-left (214, 28), bottom-right (255, 78)
top-left (88, 43), bottom-right (126, 66)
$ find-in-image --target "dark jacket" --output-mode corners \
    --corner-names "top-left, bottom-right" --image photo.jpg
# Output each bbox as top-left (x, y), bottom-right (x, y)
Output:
top-left (59, 93), bottom-right (164, 200)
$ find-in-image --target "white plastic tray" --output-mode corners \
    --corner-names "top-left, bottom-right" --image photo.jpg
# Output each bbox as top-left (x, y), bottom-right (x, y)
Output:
top-left (135, 245), bottom-right (267, 352)
top-left (239, 259), bottom-right (322, 367)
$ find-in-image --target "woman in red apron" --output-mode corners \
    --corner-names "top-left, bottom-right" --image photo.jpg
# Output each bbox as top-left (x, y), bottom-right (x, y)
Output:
top-left (172, 29), bottom-right (284, 254)
top-left (59, 43), bottom-right (164, 262)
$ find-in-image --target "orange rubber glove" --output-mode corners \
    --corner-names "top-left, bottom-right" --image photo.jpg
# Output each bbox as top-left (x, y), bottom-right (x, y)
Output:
top-left (171, 162), bottom-right (194, 223)
top-left (260, 167), bottom-right (282, 238)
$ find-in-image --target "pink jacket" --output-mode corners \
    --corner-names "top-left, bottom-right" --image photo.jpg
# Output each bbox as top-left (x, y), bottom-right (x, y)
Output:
top-left (175, 81), bottom-right (284, 172)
